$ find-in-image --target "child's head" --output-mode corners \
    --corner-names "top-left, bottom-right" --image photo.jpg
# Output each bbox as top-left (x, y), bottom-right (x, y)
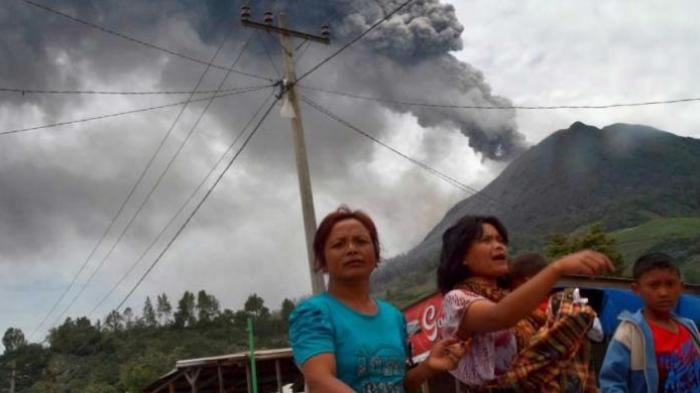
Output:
top-left (632, 252), bottom-right (683, 316)
top-left (509, 253), bottom-right (549, 289)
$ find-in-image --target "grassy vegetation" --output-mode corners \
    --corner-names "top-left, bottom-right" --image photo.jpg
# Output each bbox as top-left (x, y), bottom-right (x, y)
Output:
top-left (379, 269), bottom-right (438, 308)
top-left (611, 217), bottom-right (700, 276)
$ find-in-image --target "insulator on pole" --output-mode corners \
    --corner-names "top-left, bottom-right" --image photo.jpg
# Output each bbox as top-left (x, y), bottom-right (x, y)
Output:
top-left (320, 24), bottom-right (330, 38)
top-left (240, 5), bottom-right (251, 22)
top-left (263, 11), bottom-right (275, 25)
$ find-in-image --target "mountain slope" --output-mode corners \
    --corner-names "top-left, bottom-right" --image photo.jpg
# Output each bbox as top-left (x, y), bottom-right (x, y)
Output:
top-left (373, 122), bottom-right (700, 292)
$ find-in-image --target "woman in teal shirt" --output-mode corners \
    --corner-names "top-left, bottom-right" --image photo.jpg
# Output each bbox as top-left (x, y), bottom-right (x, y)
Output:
top-left (289, 206), bottom-right (465, 393)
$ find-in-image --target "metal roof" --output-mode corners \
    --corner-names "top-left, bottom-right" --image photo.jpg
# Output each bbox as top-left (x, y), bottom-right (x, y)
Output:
top-left (142, 348), bottom-right (299, 393)
top-left (175, 348), bottom-right (293, 369)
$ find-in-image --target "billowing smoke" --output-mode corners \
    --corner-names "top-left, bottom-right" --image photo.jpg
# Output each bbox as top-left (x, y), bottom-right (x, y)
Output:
top-left (195, 0), bottom-right (526, 160)
top-left (0, 0), bottom-right (525, 160)
top-left (337, 0), bottom-right (526, 159)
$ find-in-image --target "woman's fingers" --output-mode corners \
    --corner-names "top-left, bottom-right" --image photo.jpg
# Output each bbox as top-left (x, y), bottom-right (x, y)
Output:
top-left (439, 337), bottom-right (460, 347)
top-left (569, 251), bottom-right (615, 276)
top-left (586, 252), bottom-right (614, 274)
top-left (448, 344), bottom-right (465, 358)
top-left (444, 340), bottom-right (469, 358)
top-left (447, 352), bottom-right (461, 366)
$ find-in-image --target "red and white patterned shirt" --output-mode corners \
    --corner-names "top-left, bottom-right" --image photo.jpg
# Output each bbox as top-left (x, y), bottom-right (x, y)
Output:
top-left (438, 289), bottom-right (518, 386)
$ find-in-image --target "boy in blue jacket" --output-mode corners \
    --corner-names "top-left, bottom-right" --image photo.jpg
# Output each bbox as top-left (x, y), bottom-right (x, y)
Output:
top-left (600, 252), bottom-right (700, 393)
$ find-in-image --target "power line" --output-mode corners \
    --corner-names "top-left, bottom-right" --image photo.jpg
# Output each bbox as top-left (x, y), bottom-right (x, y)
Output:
top-left (0, 87), bottom-right (270, 137)
top-left (40, 96), bottom-right (279, 389)
top-left (295, 39), bottom-right (309, 52)
top-left (22, 94), bottom-right (265, 341)
top-left (87, 92), bottom-right (276, 319)
top-left (260, 32), bottom-right (282, 78)
top-left (50, 31), bottom-right (252, 331)
top-left (0, 85), bottom-right (269, 96)
top-left (299, 93), bottom-right (493, 204)
top-left (300, 94), bottom-right (508, 210)
top-left (114, 97), bottom-right (279, 312)
top-left (21, 0), bottom-right (274, 83)
top-left (37, 96), bottom-right (279, 352)
top-left (300, 86), bottom-right (700, 110)
top-left (34, 27), bottom-right (242, 340)
top-left (295, 40), bottom-right (312, 65)
top-left (295, 0), bottom-right (417, 83)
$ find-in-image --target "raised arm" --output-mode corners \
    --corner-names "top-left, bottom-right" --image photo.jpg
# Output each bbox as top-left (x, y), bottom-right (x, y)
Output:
top-left (458, 250), bottom-right (613, 337)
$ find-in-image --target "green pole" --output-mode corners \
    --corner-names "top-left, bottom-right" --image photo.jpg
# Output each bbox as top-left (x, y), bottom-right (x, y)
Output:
top-left (247, 317), bottom-right (259, 393)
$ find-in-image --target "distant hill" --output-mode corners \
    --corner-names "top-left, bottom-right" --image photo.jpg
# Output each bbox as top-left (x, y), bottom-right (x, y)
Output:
top-left (373, 122), bottom-right (700, 300)
top-left (611, 217), bottom-right (700, 280)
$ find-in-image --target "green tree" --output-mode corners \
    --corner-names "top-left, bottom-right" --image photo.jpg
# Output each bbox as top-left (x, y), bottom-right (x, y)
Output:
top-left (196, 290), bottom-right (221, 325)
top-left (120, 351), bottom-right (174, 393)
top-left (0, 343), bottom-right (50, 391)
top-left (123, 307), bottom-right (134, 330)
top-left (280, 298), bottom-right (295, 329)
top-left (143, 296), bottom-right (158, 327)
top-left (545, 233), bottom-right (570, 259)
top-left (545, 223), bottom-right (625, 276)
top-left (105, 310), bottom-right (124, 332)
top-left (48, 317), bottom-right (104, 355)
top-left (3, 327), bottom-right (27, 353)
top-left (244, 293), bottom-right (269, 318)
top-left (173, 291), bottom-right (196, 328)
top-left (8, 290), bottom-right (295, 391)
top-left (82, 383), bottom-right (120, 393)
top-left (156, 293), bottom-right (172, 325)
top-left (214, 308), bottom-right (236, 328)
top-left (233, 310), bottom-right (249, 329)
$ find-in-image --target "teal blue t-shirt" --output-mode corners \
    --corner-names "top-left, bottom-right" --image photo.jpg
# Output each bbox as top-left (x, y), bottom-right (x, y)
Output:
top-left (289, 293), bottom-right (409, 393)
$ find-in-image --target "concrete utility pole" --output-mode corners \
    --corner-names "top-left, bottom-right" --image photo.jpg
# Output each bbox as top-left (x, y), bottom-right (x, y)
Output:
top-left (241, 8), bottom-right (330, 295)
top-left (10, 360), bottom-right (16, 393)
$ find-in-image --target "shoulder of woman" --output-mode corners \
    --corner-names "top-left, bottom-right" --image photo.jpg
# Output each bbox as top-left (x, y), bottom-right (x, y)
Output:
top-left (372, 298), bottom-right (399, 318)
top-left (443, 289), bottom-right (484, 305)
top-left (290, 294), bottom-right (333, 322)
top-left (375, 298), bottom-right (400, 311)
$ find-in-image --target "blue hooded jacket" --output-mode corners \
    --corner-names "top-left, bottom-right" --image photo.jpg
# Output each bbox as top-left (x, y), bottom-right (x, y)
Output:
top-left (599, 309), bottom-right (700, 393)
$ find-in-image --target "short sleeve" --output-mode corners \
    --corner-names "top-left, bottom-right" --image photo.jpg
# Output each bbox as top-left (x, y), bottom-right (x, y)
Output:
top-left (288, 300), bottom-right (336, 367)
top-left (438, 289), bottom-right (484, 339)
top-left (439, 290), bottom-right (517, 386)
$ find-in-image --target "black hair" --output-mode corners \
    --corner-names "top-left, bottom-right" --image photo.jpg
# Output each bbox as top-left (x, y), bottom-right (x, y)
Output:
top-left (509, 253), bottom-right (549, 281)
top-left (633, 252), bottom-right (680, 281)
top-left (437, 215), bottom-right (509, 294)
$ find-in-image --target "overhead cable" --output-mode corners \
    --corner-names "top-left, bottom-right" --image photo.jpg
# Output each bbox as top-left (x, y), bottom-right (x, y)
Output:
top-left (21, 0), bottom-right (274, 82)
top-left (300, 86), bottom-right (700, 110)
top-left (300, 95), bottom-right (508, 209)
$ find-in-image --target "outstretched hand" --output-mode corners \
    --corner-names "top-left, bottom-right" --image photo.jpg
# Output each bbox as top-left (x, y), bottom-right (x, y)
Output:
top-left (425, 338), bottom-right (469, 372)
top-left (552, 250), bottom-right (615, 277)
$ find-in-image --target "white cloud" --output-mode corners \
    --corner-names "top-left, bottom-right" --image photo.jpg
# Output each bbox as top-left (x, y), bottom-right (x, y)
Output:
top-left (452, 0), bottom-right (700, 142)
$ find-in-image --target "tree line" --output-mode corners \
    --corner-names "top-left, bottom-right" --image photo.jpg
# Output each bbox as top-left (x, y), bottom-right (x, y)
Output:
top-left (1, 291), bottom-right (297, 393)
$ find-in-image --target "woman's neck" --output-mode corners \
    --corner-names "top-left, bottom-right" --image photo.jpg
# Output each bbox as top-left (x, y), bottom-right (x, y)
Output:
top-left (328, 278), bottom-right (374, 312)
top-left (465, 275), bottom-right (499, 288)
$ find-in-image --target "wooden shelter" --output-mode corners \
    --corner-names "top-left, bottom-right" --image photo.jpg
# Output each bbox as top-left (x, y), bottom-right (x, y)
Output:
top-left (142, 348), bottom-right (303, 393)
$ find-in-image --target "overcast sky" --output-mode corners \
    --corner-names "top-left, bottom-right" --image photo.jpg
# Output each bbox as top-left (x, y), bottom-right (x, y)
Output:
top-left (1, 0), bottom-right (699, 350)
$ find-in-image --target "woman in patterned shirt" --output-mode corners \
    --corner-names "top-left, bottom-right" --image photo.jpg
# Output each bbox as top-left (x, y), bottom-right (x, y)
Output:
top-left (437, 215), bottom-right (613, 392)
